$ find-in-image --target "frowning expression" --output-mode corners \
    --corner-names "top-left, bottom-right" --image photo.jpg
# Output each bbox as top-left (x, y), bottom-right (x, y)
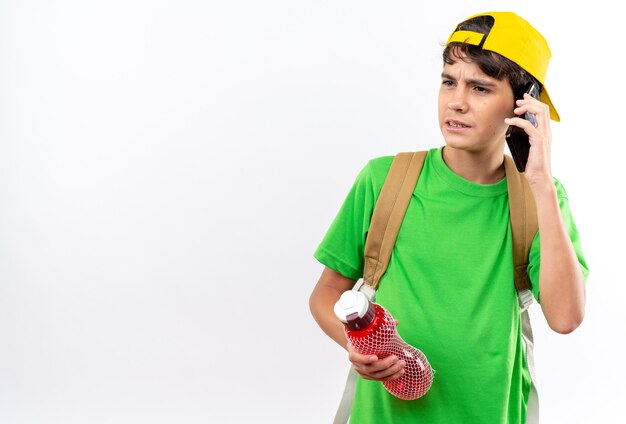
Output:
top-left (438, 57), bottom-right (515, 152)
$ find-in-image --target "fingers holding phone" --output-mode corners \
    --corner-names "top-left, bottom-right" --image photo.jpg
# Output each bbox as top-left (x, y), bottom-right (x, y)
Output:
top-left (504, 84), bottom-right (553, 183)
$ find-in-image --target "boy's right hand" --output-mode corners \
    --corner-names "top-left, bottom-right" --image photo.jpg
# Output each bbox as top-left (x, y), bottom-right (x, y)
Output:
top-left (347, 343), bottom-right (406, 382)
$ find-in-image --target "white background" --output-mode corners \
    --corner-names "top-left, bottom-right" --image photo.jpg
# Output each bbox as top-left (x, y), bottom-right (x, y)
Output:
top-left (0, 1), bottom-right (623, 423)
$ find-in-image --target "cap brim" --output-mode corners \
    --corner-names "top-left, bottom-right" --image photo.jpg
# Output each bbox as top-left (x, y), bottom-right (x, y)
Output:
top-left (540, 88), bottom-right (560, 122)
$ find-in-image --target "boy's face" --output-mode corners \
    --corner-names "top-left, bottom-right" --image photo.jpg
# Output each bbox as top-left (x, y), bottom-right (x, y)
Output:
top-left (438, 56), bottom-right (515, 153)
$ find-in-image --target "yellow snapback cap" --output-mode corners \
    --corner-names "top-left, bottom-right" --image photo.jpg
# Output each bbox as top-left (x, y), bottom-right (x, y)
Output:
top-left (447, 12), bottom-right (560, 121)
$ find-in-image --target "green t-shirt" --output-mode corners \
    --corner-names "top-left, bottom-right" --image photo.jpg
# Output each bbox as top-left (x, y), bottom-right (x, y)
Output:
top-left (314, 147), bottom-right (588, 424)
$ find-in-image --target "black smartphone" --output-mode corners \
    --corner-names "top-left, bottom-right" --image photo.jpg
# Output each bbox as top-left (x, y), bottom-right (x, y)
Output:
top-left (505, 83), bottom-right (540, 172)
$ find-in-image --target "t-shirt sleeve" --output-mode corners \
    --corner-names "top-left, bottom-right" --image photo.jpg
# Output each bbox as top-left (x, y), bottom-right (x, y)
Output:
top-left (527, 178), bottom-right (590, 302)
top-left (313, 159), bottom-right (388, 280)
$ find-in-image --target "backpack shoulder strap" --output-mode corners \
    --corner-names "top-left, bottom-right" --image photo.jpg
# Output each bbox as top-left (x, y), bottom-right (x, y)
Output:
top-left (362, 151), bottom-right (427, 290)
top-left (503, 155), bottom-right (541, 424)
top-left (503, 155), bottom-right (539, 292)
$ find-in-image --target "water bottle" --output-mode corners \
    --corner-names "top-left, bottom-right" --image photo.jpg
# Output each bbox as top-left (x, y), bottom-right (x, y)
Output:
top-left (334, 290), bottom-right (433, 400)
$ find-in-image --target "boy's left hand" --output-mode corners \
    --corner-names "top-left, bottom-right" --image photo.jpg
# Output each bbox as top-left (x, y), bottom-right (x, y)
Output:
top-left (504, 93), bottom-right (554, 190)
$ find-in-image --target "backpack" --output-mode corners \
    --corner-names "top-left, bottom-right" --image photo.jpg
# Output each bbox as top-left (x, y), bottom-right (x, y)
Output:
top-left (334, 151), bottom-right (540, 424)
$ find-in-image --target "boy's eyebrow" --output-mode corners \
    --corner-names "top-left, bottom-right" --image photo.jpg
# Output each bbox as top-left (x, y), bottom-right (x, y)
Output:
top-left (440, 72), bottom-right (497, 87)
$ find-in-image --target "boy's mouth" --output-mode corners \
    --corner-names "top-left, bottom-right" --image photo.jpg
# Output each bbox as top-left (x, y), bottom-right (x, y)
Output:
top-left (446, 120), bottom-right (470, 128)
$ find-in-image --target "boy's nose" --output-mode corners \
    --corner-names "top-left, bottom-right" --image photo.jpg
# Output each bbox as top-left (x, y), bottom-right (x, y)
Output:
top-left (447, 95), bottom-right (469, 113)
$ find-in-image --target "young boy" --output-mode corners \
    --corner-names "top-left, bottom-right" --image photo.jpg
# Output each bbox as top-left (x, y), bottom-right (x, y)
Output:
top-left (309, 11), bottom-right (588, 423)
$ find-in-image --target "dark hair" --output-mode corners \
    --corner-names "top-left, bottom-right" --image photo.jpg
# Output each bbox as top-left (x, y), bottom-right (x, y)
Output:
top-left (443, 15), bottom-right (541, 99)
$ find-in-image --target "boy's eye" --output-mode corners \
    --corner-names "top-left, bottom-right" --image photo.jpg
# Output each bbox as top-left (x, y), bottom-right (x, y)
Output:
top-left (441, 80), bottom-right (454, 86)
top-left (474, 86), bottom-right (490, 93)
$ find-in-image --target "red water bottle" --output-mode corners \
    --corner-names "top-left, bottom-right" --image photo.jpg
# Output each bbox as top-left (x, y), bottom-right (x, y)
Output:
top-left (334, 290), bottom-right (433, 400)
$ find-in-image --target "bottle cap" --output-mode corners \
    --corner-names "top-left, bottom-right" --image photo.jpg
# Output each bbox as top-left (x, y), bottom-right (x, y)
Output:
top-left (334, 291), bottom-right (376, 331)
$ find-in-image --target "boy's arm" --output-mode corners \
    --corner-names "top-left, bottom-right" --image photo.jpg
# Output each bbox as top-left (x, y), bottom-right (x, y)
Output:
top-left (506, 94), bottom-right (586, 334)
top-left (531, 183), bottom-right (586, 334)
top-left (309, 267), bottom-right (406, 381)
top-left (309, 267), bottom-right (355, 348)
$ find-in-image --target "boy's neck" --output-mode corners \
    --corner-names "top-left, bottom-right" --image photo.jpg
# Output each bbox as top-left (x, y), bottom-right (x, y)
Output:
top-left (441, 146), bottom-right (505, 184)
